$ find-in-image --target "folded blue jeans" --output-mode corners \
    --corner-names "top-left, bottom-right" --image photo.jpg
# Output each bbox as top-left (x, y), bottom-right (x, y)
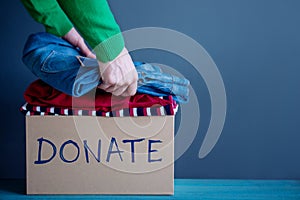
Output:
top-left (22, 32), bottom-right (189, 103)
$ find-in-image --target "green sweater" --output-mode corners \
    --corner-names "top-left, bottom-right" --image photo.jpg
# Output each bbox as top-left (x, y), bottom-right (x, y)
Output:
top-left (21, 0), bottom-right (124, 62)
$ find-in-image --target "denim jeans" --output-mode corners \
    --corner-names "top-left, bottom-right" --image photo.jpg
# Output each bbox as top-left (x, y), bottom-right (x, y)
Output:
top-left (22, 32), bottom-right (189, 103)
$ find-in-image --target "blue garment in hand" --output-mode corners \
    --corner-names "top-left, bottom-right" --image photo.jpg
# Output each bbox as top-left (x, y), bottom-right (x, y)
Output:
top-left (22, 32), bottom-right (189, 103)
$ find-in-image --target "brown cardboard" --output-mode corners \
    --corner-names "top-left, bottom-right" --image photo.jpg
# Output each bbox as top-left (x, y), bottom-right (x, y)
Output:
top-left (26, 116), bottom-right (174, 194)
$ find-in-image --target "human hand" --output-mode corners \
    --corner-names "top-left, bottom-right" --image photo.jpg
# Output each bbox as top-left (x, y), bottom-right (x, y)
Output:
top-left (62, 27), bottom-right (96, 59)
top-left (98, 47), bottom-right (138, 96)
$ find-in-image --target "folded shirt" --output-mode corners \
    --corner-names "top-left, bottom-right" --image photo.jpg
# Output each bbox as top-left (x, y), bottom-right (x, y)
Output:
top-left (20, 102), bottom-right (177, 117)
top-left (23, 79), bottom-right (177, 115)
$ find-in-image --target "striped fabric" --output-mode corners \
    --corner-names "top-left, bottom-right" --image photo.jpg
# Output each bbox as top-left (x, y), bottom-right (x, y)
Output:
top-left (20, 102), bottom-right (178, 117)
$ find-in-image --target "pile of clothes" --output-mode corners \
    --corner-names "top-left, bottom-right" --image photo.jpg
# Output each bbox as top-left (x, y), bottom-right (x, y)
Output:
top-left (20, 33), bottom-right (190, 117)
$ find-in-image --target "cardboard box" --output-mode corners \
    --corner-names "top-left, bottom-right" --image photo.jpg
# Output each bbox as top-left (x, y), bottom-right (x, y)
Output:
top-left (26, 115), bottom-right (174, 195)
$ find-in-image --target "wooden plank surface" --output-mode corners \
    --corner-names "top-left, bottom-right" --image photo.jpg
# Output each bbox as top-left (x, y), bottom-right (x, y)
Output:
top-left (1, 179), bottom-right (300, 199)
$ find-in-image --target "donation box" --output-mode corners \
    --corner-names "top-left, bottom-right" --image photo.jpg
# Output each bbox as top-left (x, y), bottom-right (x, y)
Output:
top-left (26, 115), bottom-right (174, 195)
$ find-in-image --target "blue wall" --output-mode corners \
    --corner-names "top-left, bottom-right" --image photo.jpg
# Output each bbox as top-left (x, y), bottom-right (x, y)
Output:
top-left (0, 0), bottom-right (300, 179)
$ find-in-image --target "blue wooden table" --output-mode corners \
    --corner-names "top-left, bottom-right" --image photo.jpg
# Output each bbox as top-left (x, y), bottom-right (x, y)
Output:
top-left (1, 179), bottom-right (300, 199)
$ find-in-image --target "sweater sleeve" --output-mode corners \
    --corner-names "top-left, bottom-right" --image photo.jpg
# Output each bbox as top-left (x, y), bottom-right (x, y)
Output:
top-left (21, 0), bottom-right (73, 37)
top-left (57, 0), bottom-right (125, 62)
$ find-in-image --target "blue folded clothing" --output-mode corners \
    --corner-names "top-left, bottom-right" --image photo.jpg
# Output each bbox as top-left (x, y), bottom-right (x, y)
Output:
top-left (22, 32), bottom-right (190, 103)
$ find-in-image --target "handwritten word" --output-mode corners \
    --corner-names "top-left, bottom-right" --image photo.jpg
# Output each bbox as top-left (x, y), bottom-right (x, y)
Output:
top-left (34, 137), bottom-right (162, 164)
